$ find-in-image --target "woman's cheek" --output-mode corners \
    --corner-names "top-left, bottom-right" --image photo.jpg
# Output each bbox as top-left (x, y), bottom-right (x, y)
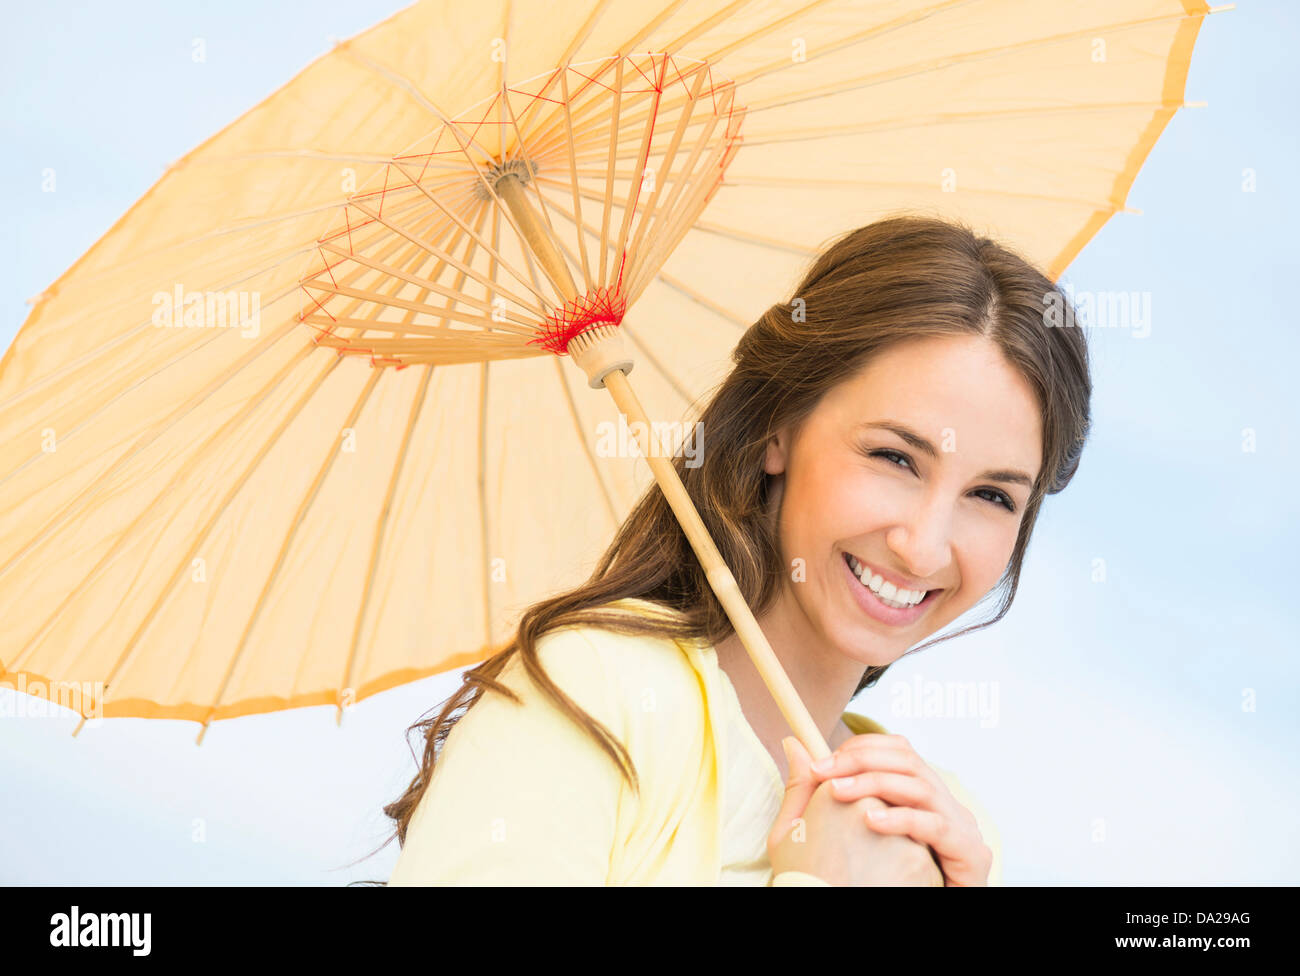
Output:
top-left (841, 469), bottom-right (912, 524)
top-left (954, 514), bottom-right (1020, 596)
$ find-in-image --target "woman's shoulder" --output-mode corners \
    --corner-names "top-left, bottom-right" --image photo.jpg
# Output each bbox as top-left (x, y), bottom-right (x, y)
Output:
top-left (534, 597), bottom-right (699, 670)
top-left (516, 597), bottom-right (708, 722)
top-left (842, 711), bottom-right (889, 735)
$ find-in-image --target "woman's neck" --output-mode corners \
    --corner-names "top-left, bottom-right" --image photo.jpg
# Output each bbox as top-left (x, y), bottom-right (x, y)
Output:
top-left (711, 590), bottom-right (864, 777)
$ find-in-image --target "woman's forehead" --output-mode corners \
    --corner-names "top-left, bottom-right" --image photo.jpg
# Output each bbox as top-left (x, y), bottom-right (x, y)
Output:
top-left (813, 337), bottom-right (1043, 470)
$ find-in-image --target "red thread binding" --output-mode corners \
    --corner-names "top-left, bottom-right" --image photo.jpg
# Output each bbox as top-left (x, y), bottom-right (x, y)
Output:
top-left (528, 271), bottom-right (628, 356)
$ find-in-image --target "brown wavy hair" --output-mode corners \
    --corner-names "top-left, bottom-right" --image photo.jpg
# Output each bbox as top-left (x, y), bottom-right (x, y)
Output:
top-left (352, 213), bottom-right (1092, 882)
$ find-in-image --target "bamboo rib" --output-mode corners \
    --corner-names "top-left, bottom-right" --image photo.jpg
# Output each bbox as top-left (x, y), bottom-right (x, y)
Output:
top-left (303, 202), bottom-right (467, 338)
top-left (336, 355), bottom-right (433, 725)
top-left (4, 207), bottom-right (448, 580)
top-left (7, 183), bottom-right (452, 415)
top-left (328, 51), bottom-right (563, 307)
top-left (743, 8), bottom-right (1207, 116)
top-left (704, 0), bottom-right (1012, 97)
top-left (524, 81), bottom-right (727, 178)
top-left (528, 183), bottom-right (756, 333)
top-left (0, 200), bottom-right (414, 424)
top-left (77, 352), bottom-right (345, 737)
top-left (498, 78), bottom-right (569, 260)
top-left (530, 0), bottom-right (1183, 161)
top-left (597, 57), bottom-right (624, 287)
top-left (301, 315), bottom-right (526, 343)
top-left (478, 206), bottom-right (502, 659)
top-left (194, 213), bottom-right (452, 741)
top-left (523, 81), bottom-right (738, 304)
top-left (524, 180), bottom-right (751, 338)
top-left (521, 58), bottom-right (718, 163)
top-left (55, 226), bottom-right (445, 719)
top-left (28, 184), bottom-right (439, 347)
top-left (616, 319), bottom-right (698, 409)
top-left (52, 191), bottom-right (441, 295)
top-left (314, 334), bottom-right (541, 356)
top-left (558, 66), bottom-right (592, 294)
top-left (741, 99), bottom-right (1203, 147)
top-left (337, 203), bottom-right (494, 717)
top-left (315, 240), bottom-right (540, 331)
top-left (627, 112), bottom-right (739, 301)
top-left (511, 0), bottom-right (691, 162)
top-left (14, 322), bottom-right (318, 680)
top-left (494, 13), bottom-right (511, 162)
top-left (358, 172), bottom-right (553, 312)
top-left (194, 364), bottom-right (388, 743)
top-left (687, 218), bottom-right (818, 257)
top-left (541, 84), bottom-right (731, 163)
top-left (612, 54), bottom-right (667, 283)
top-left (335, 44), bottom-right (498, 171)
top-left (300, 279), bottom-right (533, 333)
top-left (722, 175), bottom-right (1128, 212)
top-left (626, 91), bottom-right (732, 296)
top-left (565, 184), bottom-right (817, 270)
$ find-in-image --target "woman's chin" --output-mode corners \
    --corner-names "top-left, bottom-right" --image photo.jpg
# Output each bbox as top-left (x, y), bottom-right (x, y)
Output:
top-left (829, 621), bottom-right (905, 670)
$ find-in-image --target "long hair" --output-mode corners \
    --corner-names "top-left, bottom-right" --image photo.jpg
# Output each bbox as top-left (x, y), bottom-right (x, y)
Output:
top-left (363, 213), bottom-right (1092, 877)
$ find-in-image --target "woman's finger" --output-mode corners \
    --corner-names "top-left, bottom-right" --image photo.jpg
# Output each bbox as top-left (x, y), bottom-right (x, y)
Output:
top-left (814, 735), bottom-right (934, 781)
top-left (830, 769), bottom-right (936, 807)
top-left (819, 734), bottom-right (990, 885)
top-left (860, 804), bottom-right (992, 886)
top-left (813, 736), bottom-right (946, 800)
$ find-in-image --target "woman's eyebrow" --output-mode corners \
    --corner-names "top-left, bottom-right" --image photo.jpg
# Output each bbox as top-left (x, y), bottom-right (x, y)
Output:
top-left (857, 421), bottom-right (1036, 487)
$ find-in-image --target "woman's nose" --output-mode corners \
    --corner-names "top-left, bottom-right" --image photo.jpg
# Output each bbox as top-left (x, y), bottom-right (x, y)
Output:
top-left (884, 494), bottom-right (952, 581)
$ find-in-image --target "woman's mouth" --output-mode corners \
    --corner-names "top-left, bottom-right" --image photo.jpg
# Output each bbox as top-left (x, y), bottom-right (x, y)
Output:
top-left (841, 551), bottom-right (939, 625)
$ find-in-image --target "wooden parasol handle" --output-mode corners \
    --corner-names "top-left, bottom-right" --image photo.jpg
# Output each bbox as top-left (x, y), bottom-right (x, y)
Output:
top-left (601, 368), bottom-right (832, 762)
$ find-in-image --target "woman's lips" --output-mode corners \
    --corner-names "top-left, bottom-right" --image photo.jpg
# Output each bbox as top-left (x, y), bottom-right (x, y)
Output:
top-left (841, 551), bottom-right (939, 626)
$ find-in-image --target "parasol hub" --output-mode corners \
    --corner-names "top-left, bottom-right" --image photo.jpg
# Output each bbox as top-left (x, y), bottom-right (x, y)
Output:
top-left (535, 285), bottom-right (633, 387)
top-left (473, 156), bottom-right (539, 201)
top-left (566, 322), bottom-right (634, 389)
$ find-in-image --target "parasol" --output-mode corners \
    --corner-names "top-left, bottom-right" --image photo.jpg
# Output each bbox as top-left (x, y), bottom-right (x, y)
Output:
top-left (0, 0), bottom-right (1230, 756)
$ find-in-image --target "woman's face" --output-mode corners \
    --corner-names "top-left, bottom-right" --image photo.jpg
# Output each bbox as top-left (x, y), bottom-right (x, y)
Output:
top-left (764, 333), bottom-right (1043, 666)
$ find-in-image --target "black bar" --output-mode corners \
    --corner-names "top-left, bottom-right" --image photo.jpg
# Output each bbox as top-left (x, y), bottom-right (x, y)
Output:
top-left (0, 884), bottom-right (1285, 962)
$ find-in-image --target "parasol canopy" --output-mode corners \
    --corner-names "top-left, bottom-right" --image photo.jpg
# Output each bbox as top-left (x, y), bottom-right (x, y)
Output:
top-left (0, 0), bottom-right (1228, 743)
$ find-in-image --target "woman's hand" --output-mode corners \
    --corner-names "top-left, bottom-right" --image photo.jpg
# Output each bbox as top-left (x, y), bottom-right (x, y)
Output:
top-left (810, 733), bottom-right (993, 887)
top-left (768, 736), bottom-right (945, 886)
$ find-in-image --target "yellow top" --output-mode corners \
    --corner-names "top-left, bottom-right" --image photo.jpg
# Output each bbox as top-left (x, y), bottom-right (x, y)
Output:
top-left (387, 597), bottom-right (1002, 886)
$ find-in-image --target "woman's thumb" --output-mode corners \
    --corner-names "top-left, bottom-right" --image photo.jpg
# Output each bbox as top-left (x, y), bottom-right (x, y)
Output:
top-left (783, 735), bottom-right (813, 775)
top-left (775, 735), bottom-right (817, 826)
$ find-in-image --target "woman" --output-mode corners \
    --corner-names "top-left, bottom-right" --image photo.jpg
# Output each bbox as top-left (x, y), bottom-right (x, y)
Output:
top-left (380, 214), bottom-right (1091, 886)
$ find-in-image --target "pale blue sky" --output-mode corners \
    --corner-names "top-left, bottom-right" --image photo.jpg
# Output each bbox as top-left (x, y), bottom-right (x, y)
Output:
top-left (2, 1), bottom-right (1296, 884)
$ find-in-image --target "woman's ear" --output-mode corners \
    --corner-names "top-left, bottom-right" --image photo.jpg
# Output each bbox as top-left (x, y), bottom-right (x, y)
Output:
top-left (764, 427), bottom-right (789, 476)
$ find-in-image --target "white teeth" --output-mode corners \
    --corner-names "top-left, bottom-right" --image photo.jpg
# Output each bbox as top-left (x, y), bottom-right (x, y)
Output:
top-left (846, 554), bottom-right (927, 608)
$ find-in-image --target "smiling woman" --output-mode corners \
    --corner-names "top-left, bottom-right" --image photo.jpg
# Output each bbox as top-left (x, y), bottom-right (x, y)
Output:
top-left (757, 333), bottom-right (1046, 668)
top-left (375, 215), bottom-right (1092, 886)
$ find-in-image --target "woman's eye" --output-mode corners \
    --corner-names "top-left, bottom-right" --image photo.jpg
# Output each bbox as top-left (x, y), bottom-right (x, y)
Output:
top-left (973, 487), bottom-right (1016, 512)
top-left (870, 449), bottom-right (912, 470)
top-left (873, 447), bottom-right (1013, 514)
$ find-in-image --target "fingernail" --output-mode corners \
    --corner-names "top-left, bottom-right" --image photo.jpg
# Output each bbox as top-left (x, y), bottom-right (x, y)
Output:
top-left (812, 757), bottom-right (834, 774)
top-left (832, 777), bottom-right (854, 791)
top-left (866, 807), bottom-right (888, 821)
